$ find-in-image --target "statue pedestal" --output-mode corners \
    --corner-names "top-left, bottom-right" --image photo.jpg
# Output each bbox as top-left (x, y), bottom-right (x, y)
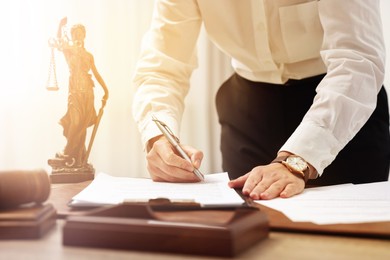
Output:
top-left (50, 170), bottom-right (94, 184)
top-left (48, 158), bottom-right (95, 183)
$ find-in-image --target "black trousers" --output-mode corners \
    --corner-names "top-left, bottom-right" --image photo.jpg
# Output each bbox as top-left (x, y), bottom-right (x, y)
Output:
top-left (216, 73), bottom-right (390, 186)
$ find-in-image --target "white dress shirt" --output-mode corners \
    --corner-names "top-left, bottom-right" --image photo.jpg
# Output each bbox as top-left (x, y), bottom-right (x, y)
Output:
top-left (132, 0), bottom-right (385, 175)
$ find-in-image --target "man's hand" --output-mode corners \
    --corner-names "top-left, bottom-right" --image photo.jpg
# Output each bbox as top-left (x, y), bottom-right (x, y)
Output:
top-left (146, 135), bottom-right (203, 182)
top-left (228, 162), bottom-right (305, 200)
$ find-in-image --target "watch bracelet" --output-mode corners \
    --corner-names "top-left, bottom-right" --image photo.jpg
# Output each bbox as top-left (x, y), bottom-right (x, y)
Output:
top-left (271, 156), bottom-right (310, 183)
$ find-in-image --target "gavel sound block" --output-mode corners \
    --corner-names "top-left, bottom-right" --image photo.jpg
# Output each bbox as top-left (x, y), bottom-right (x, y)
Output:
top-left (0, 169), bottom-right (56, 239)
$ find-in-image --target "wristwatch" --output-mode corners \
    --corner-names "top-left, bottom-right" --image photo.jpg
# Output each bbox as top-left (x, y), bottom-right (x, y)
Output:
top-left (272, 155), bottom-right (310, 182)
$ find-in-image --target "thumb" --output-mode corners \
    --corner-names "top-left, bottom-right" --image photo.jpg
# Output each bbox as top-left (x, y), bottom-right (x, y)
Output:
top-left (228, 173), bottom-right (250, 188)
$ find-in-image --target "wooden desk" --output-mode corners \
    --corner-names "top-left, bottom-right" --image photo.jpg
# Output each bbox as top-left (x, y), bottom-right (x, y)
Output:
top-left (1, 181), bottom-right (389, 259)
top-left (0, 220), bottom-right (389, 260)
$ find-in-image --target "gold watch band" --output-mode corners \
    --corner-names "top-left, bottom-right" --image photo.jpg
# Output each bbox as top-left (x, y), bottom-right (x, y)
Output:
top-left (271, 156), bottom-right (310, 183)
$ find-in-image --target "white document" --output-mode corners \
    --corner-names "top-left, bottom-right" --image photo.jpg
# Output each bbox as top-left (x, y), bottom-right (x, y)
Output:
top-left (255, 181), bottom-right (390, 225)
top-left (69, 172), bottom-right (245, 208)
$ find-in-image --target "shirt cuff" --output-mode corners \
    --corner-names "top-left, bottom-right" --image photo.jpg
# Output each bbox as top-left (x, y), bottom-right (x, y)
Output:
top-left (280, 121), bottom-right (343, 175)
top-left (138, 113), bottom-right (180, 151)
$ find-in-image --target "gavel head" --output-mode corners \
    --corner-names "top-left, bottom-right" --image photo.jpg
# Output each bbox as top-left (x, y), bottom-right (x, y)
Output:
top-left (0, 169), bottom-right (50, 209)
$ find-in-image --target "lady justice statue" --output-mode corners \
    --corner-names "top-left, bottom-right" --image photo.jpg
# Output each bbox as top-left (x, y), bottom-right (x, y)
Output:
top-left (47, 17), bottom-right (109, 183)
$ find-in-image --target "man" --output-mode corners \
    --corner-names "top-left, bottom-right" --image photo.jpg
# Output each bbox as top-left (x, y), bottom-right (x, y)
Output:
top-left (132, 0), bottom-right (390, 199)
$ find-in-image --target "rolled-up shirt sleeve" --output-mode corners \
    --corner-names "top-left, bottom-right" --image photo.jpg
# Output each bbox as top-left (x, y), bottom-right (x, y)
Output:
top-left (281, 0), bottom-right (386, 175)
top-left (132, 0), bottom-right (202, 148)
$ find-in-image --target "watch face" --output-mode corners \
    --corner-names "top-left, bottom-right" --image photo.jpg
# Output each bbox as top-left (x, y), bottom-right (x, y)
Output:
top-left (286, 156), bottom-right (308, 172)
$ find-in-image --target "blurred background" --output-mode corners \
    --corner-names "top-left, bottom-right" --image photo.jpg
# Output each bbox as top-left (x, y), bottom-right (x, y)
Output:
top-left (0, 0), bottom-right (389, 178)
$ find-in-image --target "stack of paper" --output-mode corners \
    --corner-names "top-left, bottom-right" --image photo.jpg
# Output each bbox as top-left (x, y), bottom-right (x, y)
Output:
top-left (70, 171), bottom-right (390, 225)
top-left (69, 172), bottom-right (245, 208)
top-left (255, 181), bottom-right (390, 225)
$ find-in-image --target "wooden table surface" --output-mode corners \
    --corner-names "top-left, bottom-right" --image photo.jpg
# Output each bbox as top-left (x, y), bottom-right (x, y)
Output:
top-left (1, 180), bottom-right (389, 260)
top-left (0, 219), bottom-right (389, 260)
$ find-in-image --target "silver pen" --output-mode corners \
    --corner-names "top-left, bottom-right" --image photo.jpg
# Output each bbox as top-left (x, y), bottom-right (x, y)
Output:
top-left (151, 115), bottom-right (204, 181)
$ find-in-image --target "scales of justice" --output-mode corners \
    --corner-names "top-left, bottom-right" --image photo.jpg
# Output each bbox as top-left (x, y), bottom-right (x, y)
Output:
top-left (46, 17), bottom-right (109, 183)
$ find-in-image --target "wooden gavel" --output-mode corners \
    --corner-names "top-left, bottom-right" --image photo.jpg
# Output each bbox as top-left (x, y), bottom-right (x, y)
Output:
top-left (0, 169), bottom-right (50, 209)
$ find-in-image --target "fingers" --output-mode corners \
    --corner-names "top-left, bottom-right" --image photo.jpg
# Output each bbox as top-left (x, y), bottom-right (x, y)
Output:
top-left (239, 164), bottom-right (305, 200)
top-left (182, 145), bottom-right (204, 169)
top-left (147, 137), bottom-right (202, 183)
top-left (279, 182), bottom-right (303, 198)
top-left (147, 162), bottom-right (198, 183)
